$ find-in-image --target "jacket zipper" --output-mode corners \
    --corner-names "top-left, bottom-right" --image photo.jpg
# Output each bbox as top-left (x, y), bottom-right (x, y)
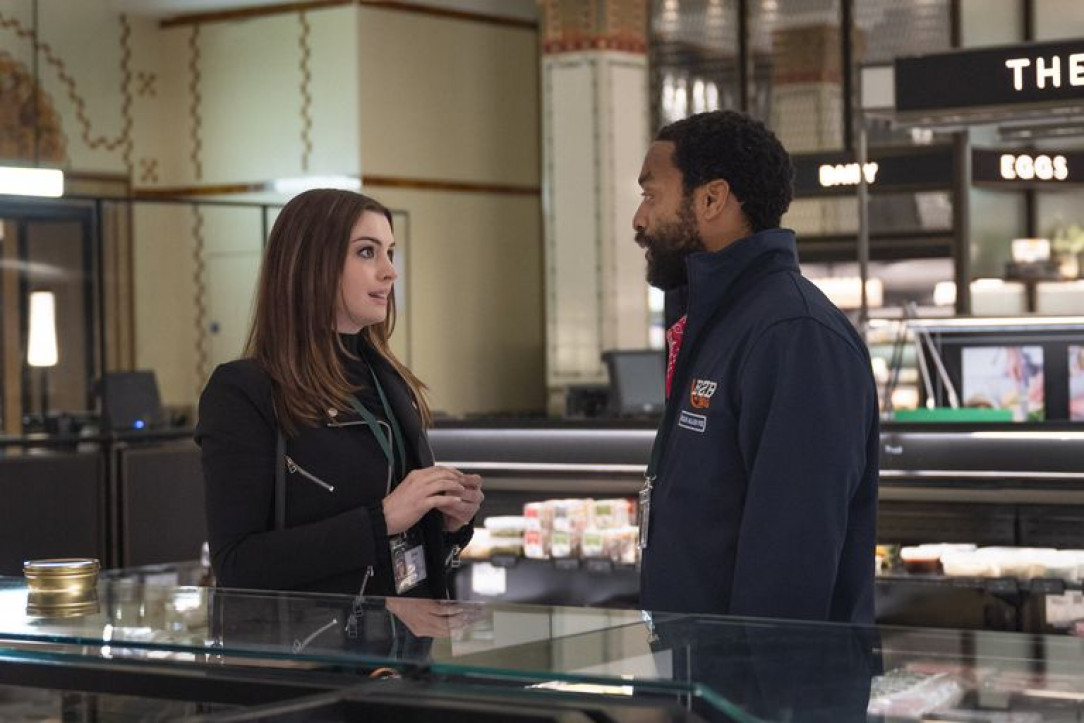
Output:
top-left (292, 617), bottom-right (339, 653)
top-left (359, 565), bottom-right (374, 597)
top-left (284, 456), bottom-right (335, 492)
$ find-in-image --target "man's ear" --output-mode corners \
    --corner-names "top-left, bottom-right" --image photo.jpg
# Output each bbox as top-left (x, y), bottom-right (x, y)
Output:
top-left (699, 179), bottom-right (731, 221)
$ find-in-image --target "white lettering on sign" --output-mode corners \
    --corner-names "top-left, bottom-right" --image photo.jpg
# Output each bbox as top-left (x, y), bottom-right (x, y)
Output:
top-left (999, 153), bottom-right (1069, 181)
top-left (1006, 54), bottom-right (1084, 91)
top-left (818, 162), bottom-right (879, 188)
top-left (1073, 53), bottom-right (1084, 86)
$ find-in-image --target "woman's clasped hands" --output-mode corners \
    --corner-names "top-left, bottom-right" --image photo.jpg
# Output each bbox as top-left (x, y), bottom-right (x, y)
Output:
top-left (382, 466), bottom-right (483, 535)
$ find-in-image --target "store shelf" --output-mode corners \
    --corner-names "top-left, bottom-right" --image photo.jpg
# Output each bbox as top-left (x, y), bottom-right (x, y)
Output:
top-left (877, 573), bottom-right (1083, 596)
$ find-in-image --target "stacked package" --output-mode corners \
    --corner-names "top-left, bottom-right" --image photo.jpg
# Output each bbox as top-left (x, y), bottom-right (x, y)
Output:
top-left (522, 498), bottom-right (639, 565)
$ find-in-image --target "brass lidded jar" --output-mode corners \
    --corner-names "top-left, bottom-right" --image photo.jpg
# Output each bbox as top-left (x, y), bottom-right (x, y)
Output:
top-left (24, 558), bottom-right (101, 617)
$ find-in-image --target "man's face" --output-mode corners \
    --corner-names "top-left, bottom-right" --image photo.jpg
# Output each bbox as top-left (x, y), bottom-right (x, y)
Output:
top-left (633, 141), bottom-right (706, 290)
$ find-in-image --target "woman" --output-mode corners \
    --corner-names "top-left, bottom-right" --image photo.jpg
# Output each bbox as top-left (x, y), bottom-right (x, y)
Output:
top-left (197, 189), bottom-right (481, 597)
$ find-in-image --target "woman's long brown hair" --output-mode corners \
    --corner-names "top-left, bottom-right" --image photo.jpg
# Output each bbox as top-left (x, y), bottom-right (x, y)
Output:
top-left (244, 189), bottom-right (430, 435)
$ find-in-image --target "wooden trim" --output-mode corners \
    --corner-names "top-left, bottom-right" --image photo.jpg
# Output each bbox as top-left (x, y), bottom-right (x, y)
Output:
top-left (132, 183), bottom-right (267, 199)
top-left (130, 177), bottom-right (541, 198)
top-left (362, 174), bottom-right (541, 196)
top-left (66, 171), bottom-right (132, 183)
top-left (0, 220), bottom-right (22, 434)
top-left (360, 1), bottom-right (536, 29)
top-left (161, 1), bottom-right (349, 28)
top-left (161, 0), bottom-right (537, 30)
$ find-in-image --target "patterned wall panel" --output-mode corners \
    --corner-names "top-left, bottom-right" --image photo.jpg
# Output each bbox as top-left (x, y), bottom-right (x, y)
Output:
top-left (540, 0), bottom-right (647, 53)
top-left (0, 50), bottom-right (67, 163)
top-left (650, 0), bottom-right (740, 131)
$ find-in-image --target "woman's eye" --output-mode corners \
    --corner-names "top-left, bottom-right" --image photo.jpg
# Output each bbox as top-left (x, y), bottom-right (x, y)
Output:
top-left (358, 246), bottom-right (375, 259)
top-left (388, 250), bottom-right (395, 263)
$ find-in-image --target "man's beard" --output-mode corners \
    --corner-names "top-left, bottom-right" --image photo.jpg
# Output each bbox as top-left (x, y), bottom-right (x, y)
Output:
top-left (635, 198), bottom-right (705, 291)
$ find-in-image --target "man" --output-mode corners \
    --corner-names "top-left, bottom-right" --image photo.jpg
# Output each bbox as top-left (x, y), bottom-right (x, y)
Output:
top-left (634, 110), bottom-right (879, 623)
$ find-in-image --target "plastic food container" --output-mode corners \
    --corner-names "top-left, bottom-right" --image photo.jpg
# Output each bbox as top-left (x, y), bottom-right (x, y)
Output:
top-left (940, 550), bottom-right (998, 578)
top-left (483, 517), bottom-right (527, 557)
top-left (900, 546), bottom-right (943, 574)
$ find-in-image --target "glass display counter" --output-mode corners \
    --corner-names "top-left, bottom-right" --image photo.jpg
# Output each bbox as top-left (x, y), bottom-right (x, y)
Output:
top-left (0, 573), bottom-right (1083, 721)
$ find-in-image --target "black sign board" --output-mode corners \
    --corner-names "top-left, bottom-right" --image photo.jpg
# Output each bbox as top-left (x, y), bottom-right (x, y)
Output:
top-left (793, 146), bottom-right (954, 197)
top-left (973, 149), bottom-right (1084, 185)
top-left (895, 40), bottom-right (1084, 114)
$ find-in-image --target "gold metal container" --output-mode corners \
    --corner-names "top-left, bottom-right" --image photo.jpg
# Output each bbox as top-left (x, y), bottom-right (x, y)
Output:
top-left (24, 558), bottom-right (101, 617)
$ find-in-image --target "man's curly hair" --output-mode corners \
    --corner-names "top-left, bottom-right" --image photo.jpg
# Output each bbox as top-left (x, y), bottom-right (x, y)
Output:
top-left (656, 111), bottom-right (794, 233)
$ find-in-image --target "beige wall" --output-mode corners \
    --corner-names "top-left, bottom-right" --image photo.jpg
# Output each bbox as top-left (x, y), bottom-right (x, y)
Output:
top-left (375, 187), bottom-right (544, 416)
top-left (358, 7), bottom-right (539, 185)
top-left (132, 203), bottom-right (201, 408)
top-left (1, 3), bottom-right (544, 417)
top-left (358, 7), bottom-right (545, 415)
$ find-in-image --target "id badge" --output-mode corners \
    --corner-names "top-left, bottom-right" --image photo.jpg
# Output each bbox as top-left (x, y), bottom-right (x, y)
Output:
top-left (638, 475), bottom-right (655, 550)
top-left (390, 530), bottom-right (427, 594)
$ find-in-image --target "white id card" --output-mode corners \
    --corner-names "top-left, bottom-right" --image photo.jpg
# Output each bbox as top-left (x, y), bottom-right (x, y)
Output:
top-left (391, 531), bottom-right (428, 594)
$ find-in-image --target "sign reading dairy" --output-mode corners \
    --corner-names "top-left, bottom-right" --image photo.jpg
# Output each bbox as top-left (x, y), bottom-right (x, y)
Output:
top-left (818, 162), bottom-right (879, 188)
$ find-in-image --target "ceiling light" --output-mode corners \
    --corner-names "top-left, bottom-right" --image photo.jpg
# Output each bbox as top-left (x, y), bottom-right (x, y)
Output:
top-left (0, 167), bottom-right (64, 198)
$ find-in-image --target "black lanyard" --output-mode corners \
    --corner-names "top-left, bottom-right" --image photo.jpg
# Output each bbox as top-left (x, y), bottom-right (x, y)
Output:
top-left (347, 365), bottom-right (408, 484)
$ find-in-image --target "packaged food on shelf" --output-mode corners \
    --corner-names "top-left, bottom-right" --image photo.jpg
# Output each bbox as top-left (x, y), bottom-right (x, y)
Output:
top-left (605, 526), bottom-right (639, 565)
top-left (484, 516), bottom-right (527, 556)
top-left (460, 529), bottom-right (492, 561)
top-left (523, 528), bottom-right (549, 560)
top-left (940, 549), bottom-right (999, 578)
top-left (523, 501), bottom-right (554, 531)
top-left (550, 529), bottom-right (574, 559)
top-left (867, 670), bottom-right (966, 719)
top-left (588, 499), bottom-right (632, 529)
top-left (1038, 550), bottom-right (1084, 581)
top-left (552, 499), bottom-right (589, 534)
top-left (994, 547), bottom-right (1058, 578)
top-left (581, 528), bottom-right (606, 558)
top-left (899, 544), bottom-right (977, 574)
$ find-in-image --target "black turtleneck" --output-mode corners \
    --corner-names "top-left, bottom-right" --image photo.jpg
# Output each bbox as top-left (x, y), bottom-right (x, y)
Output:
top-left (338, 333), bottom-right (386, 424)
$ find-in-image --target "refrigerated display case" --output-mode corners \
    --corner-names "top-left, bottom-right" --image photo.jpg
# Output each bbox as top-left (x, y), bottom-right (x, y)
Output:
top-left (430, 421), bottom-right (1084, 632)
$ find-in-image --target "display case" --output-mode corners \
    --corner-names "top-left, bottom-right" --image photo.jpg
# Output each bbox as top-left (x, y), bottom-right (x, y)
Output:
top-left (1, 572), bottom-right (1083, 722)
top-left (430, 421), bottom-right (1084, 633)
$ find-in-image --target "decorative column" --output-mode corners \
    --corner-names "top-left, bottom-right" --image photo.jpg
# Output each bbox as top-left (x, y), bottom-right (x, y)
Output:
top-left (540, 0), bottom-right (651, 413)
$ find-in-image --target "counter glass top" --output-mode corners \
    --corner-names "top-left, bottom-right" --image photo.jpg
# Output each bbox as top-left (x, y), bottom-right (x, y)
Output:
top-left (1, 575), bottom-right (1083, 721)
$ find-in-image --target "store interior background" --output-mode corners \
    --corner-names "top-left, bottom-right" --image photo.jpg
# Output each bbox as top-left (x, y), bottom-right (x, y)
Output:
top-left (1, 0), bottom-right (1083, 427)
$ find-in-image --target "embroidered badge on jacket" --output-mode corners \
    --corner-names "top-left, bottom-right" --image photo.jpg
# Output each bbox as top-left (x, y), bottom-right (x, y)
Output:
top-left (690, 379), bottom-right (718, 409)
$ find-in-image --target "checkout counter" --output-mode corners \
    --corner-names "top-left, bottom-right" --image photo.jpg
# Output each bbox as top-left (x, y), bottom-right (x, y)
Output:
top-left (0, 565), bottom-right (1082, 721)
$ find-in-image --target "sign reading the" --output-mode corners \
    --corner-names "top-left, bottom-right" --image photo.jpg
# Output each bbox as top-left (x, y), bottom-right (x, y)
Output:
top-left (896, 41), bottom-right (1084, 114)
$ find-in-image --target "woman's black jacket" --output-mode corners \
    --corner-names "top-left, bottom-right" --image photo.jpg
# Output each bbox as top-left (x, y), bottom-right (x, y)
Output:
top-left (196, 337), bottom-right (470, 597)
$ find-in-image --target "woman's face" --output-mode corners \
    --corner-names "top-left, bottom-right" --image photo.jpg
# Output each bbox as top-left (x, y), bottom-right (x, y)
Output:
top-left (335, 211), bottom-right (397, 333)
